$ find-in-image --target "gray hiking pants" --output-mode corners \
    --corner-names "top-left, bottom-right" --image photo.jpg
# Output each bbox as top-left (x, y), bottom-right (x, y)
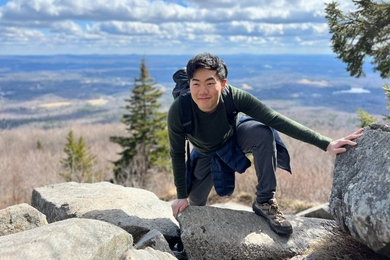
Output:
top-left (188, 119), bottom-right (277, 206)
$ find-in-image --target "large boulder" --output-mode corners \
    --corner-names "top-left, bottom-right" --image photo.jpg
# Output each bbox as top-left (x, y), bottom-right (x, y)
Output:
top-left (0, 218), bottom-right (132, 259)
top-left (31, 182), bottom-right (180, 246)
top-left (330, 122), bottom-right (390, 257)
top-left (178, 205), bottom-right (337, 260)
top-left (0, 203), bottom-right (48, 236)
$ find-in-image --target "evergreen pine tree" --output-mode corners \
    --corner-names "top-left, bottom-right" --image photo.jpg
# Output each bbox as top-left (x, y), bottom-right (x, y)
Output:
top-left (61, 129), bottom-right (98, 182)
top-left (110, 58), bottom-right (168, 187)
top-left (325, 1), bottom-right (390, 126)
top-left (325, 0), bottom-right (390, 78)
top-left (357, 108), bottom-right (378, 127)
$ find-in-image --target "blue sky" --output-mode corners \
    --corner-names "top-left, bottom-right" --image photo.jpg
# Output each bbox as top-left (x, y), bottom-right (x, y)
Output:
top-left (0, 0), bottom-right (357, 55)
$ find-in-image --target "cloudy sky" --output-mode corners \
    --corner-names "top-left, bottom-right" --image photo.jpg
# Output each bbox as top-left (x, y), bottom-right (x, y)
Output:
top-left (0, 0), bottom-right (356, 55)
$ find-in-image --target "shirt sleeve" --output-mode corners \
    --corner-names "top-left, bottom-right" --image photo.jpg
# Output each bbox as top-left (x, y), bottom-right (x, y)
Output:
top-left (167, 98), bottom-right (189, 199)
top-left (229, 86), bottom-right (332, 151)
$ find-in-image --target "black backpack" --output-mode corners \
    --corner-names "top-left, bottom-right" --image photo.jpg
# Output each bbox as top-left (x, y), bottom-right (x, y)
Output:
top-left (172, 68), bottom-right (238, 136)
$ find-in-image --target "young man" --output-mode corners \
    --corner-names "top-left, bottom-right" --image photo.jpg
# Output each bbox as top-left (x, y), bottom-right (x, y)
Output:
top-left (168, 52), bottom-right (363, 236)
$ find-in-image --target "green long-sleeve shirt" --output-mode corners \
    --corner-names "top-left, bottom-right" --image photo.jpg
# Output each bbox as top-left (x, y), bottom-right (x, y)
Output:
top-left (167, 84), bottom-right (332, 199)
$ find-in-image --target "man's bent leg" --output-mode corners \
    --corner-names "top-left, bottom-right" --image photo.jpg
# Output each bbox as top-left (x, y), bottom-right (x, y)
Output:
top-left (236, 120), bottom-right (292, 236)
top-left (236, 120), bottom-right (277, 203)
top-left (188, 155), bottom-right (213, 206)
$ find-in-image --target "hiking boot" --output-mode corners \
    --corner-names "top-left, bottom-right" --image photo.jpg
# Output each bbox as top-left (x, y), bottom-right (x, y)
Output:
top-left (252, 198), bottom-right (293, 236)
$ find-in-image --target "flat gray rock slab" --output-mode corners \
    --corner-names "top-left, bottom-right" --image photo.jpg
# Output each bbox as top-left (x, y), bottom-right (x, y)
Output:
top-left (31, 182), bottom-right (180, 244)
top-left (0, 218), bottom-right (132, 260)
top-left (179, 206), bottom-right (335, 260)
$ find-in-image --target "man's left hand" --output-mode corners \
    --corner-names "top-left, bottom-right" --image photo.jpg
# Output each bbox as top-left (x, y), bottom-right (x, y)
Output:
top-left (326, 128), bottom-right (364, 155)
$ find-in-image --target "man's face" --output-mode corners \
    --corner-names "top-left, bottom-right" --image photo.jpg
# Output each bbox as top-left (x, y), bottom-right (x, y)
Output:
top-left (189, 68), bottom-right (226, 113)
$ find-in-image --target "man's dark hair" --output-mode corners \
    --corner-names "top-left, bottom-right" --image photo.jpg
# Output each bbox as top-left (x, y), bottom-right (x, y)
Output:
top-left (186, 52), bottom-right (228, 82)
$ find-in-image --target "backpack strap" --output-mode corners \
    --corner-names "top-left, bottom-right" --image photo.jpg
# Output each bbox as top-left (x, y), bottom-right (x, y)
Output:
top-left (221, 87), bottom-right (238, 126)
top-left (178, 93), bottom-right (194, 135)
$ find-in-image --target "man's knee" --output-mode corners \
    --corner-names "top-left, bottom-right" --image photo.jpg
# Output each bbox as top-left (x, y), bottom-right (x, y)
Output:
top-left (237, 121), bottom-right (275, 150)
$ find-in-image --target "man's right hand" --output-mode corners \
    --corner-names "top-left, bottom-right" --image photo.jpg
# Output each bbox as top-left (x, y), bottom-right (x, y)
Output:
top-left (171, 198), bottom-right (189, 219)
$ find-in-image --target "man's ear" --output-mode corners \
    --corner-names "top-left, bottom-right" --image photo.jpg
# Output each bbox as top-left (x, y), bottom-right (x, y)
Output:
top-left (221, 79), bottom-right (227, 89)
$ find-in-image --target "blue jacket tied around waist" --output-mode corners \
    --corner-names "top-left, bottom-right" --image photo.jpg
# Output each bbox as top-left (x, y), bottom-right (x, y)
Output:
top-left (186, 116), bottom-right (292, 197)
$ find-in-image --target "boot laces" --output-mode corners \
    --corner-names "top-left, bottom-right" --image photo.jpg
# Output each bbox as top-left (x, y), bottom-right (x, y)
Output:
top-left (269, 204), bottom-right (284, 220)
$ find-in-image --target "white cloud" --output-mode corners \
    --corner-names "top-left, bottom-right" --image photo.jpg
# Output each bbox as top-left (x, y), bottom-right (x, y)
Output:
top-left (0, 0), bottom-right (358, 55)
top-left (50, 21), bottom-right (84, 35)
top-left (228, 35), bottom-right (266, 45)
top-left (91, 21), bottom-right (161, 35)
top-left (0, 25), bottom-right (45, 42)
